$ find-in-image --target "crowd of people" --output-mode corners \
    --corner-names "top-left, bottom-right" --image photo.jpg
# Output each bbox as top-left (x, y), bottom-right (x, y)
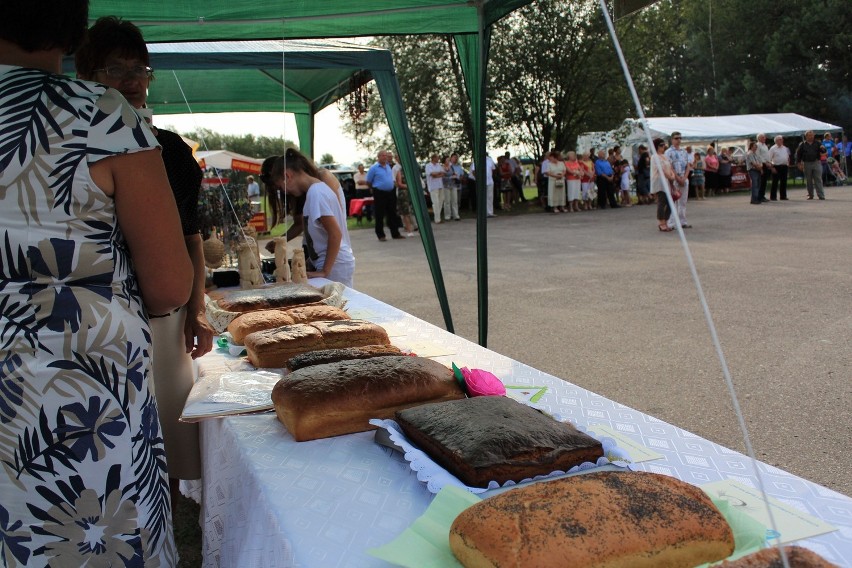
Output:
top-left (401, 129), bottom-right (850, 234)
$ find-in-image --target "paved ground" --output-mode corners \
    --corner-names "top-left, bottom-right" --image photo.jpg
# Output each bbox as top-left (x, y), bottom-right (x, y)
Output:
top-left (333, 186), bottom-right (851, 497)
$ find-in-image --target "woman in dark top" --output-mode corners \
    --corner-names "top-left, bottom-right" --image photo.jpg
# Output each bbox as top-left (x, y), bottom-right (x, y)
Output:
top-left (76, 16), bottom-right (215, 511)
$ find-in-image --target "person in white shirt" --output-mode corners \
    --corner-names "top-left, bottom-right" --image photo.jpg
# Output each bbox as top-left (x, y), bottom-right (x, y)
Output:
top-left (425, 153), bottom-right (446, 223)
top-left (270, 148), bottom-right (355, 287)
top-left (246, 175), bottom-right (260, 212)
top-left (768, 135), bottom-right (791, 201)
top-left (469, 154), bottom-right (497, 217)
top-left (755, 133), bottom-right (772, 202)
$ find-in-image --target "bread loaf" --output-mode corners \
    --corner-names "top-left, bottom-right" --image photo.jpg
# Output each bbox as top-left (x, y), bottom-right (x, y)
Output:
top-left (449, 470), bottom-right (735, 568)
top-left (245, 319), bottom-right (390, 368)
top-left (286, 345), bottom-right (403, 371)
top-left (395, 396), bottom-right (603, 487)
top-left (271, 356), bottom-right (465, 441)
top-left (717, 546), bottom-right (838, 567)
top-left (227, 305), bottom-right (350, 344)
top-left (216, 283), bottom-right (324, 312)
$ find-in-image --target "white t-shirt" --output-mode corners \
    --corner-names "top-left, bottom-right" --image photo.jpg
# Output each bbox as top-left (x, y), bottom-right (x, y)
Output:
top-left (469, 156), bottom-right (496, 186)
top-left (247, 181), bottom-right (260, 198)
top-left (425, 161), bottom-right (444, 191)
top-left (303, 182), bottom-right (355, 287)
top-left (768, 144), bottom-right (790, 166)
top-left (620, 164), bottom-right (631, 190)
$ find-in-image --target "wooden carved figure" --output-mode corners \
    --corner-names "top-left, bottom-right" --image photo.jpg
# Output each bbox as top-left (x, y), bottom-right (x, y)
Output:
top-left (291, 248), bottom-right (308, 283)
top-left (273, 237), bottom-right (291, 282)
top-left (237, 238), bottom-right (263, 288)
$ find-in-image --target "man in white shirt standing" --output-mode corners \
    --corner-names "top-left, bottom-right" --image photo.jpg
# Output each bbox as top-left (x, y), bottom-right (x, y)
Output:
top-left (469, 154), bottom-right (497, 217)
top-left (425, 153), bottom-right (446, 224)
top-left (755, 133), bottom-right (772, 202)
top-left (665, 132), bottom-right (692, 229)
top-left (768, 135), bottom-right (791, 201)
top-left (246, 175), bottom-right (260, 212)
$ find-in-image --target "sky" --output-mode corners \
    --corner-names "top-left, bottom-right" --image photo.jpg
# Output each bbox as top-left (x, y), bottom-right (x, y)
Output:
top-left (157, 105), bottom-right (366, 167)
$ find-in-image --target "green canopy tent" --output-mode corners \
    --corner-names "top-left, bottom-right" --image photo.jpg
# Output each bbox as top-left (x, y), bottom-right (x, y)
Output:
top-left (87, 0), bottom-right (644, 346)
top-left (64, 38), bottom-right (456, 334)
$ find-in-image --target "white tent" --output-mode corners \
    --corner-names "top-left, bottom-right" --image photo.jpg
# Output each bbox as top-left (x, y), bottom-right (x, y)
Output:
top-left (195, 150), bottom-right (263, 174)
top-left (626, 113), bottom-right (842, 142)
top-left (578, 113), bottom-right (843, 155)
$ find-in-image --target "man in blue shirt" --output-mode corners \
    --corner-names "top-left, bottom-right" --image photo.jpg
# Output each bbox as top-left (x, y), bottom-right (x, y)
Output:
top-left (593, 150), bottom-right (619, 209)
top-left (367, 150), bottom-right (404, 241)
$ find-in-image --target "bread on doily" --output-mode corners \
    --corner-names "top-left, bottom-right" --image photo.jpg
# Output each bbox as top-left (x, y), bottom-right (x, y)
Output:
top-left (449, 470), bottom-right (735, 568)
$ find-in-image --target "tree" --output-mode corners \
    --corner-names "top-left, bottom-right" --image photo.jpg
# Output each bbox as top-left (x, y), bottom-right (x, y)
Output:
top-left (340, 35), bottom-right (473, 160)
top-left (618, 0), bottom-right (852, 129)
top-left (177, 127), bottom-right (297, 159)
top-left (339, 0), bottom-right (851, 160)
top-left (319, 153), bottom-right (335, 165)
top-left (489, 0), bottom-right (635, 157)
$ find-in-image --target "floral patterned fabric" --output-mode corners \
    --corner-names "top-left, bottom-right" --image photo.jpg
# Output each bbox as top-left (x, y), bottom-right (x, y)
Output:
top-left (0, 66), bottom-right (176, 567)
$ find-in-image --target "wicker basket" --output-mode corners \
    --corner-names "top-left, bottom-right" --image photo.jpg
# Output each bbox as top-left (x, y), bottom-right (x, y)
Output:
top-left (202, 236), bottom-right (226, 269)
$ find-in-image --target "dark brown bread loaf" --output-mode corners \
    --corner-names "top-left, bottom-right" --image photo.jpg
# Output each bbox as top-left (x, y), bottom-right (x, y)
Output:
top-left (271, 356), bottom-right (465, 441)
top-left (216, 283), bottom-right (325, 312)
top-left (245, 319), bottom-right (389, 368)
top-left (227, 305), bottom-right (350, 344)
top-left (286, 345), bottom-right (403, 371)
top-left (717, 546), bottom-right (839, 567)
top-left (395, 396), bottom-right (603, 487)
top-left (450, 470), bottom-right (736, 568)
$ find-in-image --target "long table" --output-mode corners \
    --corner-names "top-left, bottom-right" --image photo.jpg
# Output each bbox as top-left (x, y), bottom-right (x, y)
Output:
top-left (189, 283), bottom-right (852, 567)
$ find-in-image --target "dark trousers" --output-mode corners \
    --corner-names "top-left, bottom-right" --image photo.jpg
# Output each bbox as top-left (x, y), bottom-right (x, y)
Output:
top-left (373, 189), bottom-right (400, 239)
top-left (758, 169), bottom-right (769, 199)
top-left (656, 191), bottom-right (671, 221)
top-left (512, 175), bottom-right (526, 201)
top-left (749, 169), bottom-right (761, 203)
top-left (770, 165), bottom-right (788, 200)
top-left (596, 176), bottom-right (618, 208)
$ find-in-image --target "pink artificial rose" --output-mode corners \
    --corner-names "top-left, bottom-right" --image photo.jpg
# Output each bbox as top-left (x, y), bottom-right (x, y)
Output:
top-left (461, 367), bottom-right (506, 397)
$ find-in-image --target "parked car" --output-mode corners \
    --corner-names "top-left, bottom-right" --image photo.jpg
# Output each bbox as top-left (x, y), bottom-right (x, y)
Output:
top-left (329, 167), bottom-right (358, 215)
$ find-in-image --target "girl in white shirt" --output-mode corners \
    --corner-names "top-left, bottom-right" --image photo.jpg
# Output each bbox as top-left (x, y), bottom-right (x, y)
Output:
top-left (619, 160), bottom-right (633, 206)
top-left (271, 148), bottom-right (355, 287)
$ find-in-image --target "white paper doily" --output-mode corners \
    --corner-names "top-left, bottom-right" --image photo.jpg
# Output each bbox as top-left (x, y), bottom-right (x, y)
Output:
top-left (369, 417), bottom-right (631, 495)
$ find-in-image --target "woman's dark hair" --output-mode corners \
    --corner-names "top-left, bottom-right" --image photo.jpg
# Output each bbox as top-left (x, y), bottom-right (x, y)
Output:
top-left (653, 138), bottom-right (666, 151)
top-left (265, 148), bottom-right (318, 227)
top-left (261, 155), bottom-right (284, 226)
top-left (75, 16), bottom-right (150, 79)
top-left (0, 0), bottom-right (88, 55)
top-left (270, 147), bottom-right (320, 180)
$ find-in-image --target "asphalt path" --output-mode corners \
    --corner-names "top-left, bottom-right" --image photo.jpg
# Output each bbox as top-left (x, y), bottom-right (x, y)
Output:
top-left (326, 186), bottom-right (851, 498)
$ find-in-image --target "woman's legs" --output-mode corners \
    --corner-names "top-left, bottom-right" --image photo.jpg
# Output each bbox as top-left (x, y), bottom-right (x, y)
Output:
top-left (656, 192), bottom-right (671, 229)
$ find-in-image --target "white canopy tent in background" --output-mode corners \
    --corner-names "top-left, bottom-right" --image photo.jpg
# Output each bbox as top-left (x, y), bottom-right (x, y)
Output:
top-left (195, 150), bottom-right (264, 174)
top-left (578, 113), bottom-right (843, 160)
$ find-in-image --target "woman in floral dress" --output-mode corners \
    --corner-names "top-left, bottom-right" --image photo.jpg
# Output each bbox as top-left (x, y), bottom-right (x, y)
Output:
top-left (0, 1), bottom-right (192, 566)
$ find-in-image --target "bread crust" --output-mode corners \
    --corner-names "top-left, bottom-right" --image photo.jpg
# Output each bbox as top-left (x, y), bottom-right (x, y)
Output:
top-left (227, 305), bottom-right (350, 344)
top-left (245, 319), bottom-right (390, 368)
top-left (395, 396), bottom-right (603, 487)
top-left (716, 545), bottom-right (838, 567)
top-left (271, 356), bottom-right (465, 441)
top-left (449, 470), bottom-right (735, 568)
top-left (216, 283), bottom-right (324, 312)
top-left (286, 345), bottom-right (403, 371)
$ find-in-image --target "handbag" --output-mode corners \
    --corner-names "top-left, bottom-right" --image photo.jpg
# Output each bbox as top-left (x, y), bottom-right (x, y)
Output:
top-left (671, 187), bottom-right (682, 201)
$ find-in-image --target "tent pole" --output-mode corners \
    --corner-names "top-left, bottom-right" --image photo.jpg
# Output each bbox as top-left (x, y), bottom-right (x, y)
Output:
top-left (371, 68), bottom-right (455, 334)
top-left (474, 6), bottom-right (489, 347)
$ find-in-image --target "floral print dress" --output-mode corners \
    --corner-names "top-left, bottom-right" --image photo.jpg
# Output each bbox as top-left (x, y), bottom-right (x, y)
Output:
top-left (0, 66), bottom-right (176, 567)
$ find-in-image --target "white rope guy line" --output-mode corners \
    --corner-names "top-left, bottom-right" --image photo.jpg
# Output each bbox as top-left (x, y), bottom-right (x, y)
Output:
top-left (171, 70), bottom-right (260, 261)
top-left (596, 2), bottom-right (791, 566)
top-left (280, 38), bottom-right (289, 233)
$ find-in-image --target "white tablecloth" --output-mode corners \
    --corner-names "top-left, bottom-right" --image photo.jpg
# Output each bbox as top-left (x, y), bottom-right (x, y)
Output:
top-left (189, 283), bottom-right (852, 567)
